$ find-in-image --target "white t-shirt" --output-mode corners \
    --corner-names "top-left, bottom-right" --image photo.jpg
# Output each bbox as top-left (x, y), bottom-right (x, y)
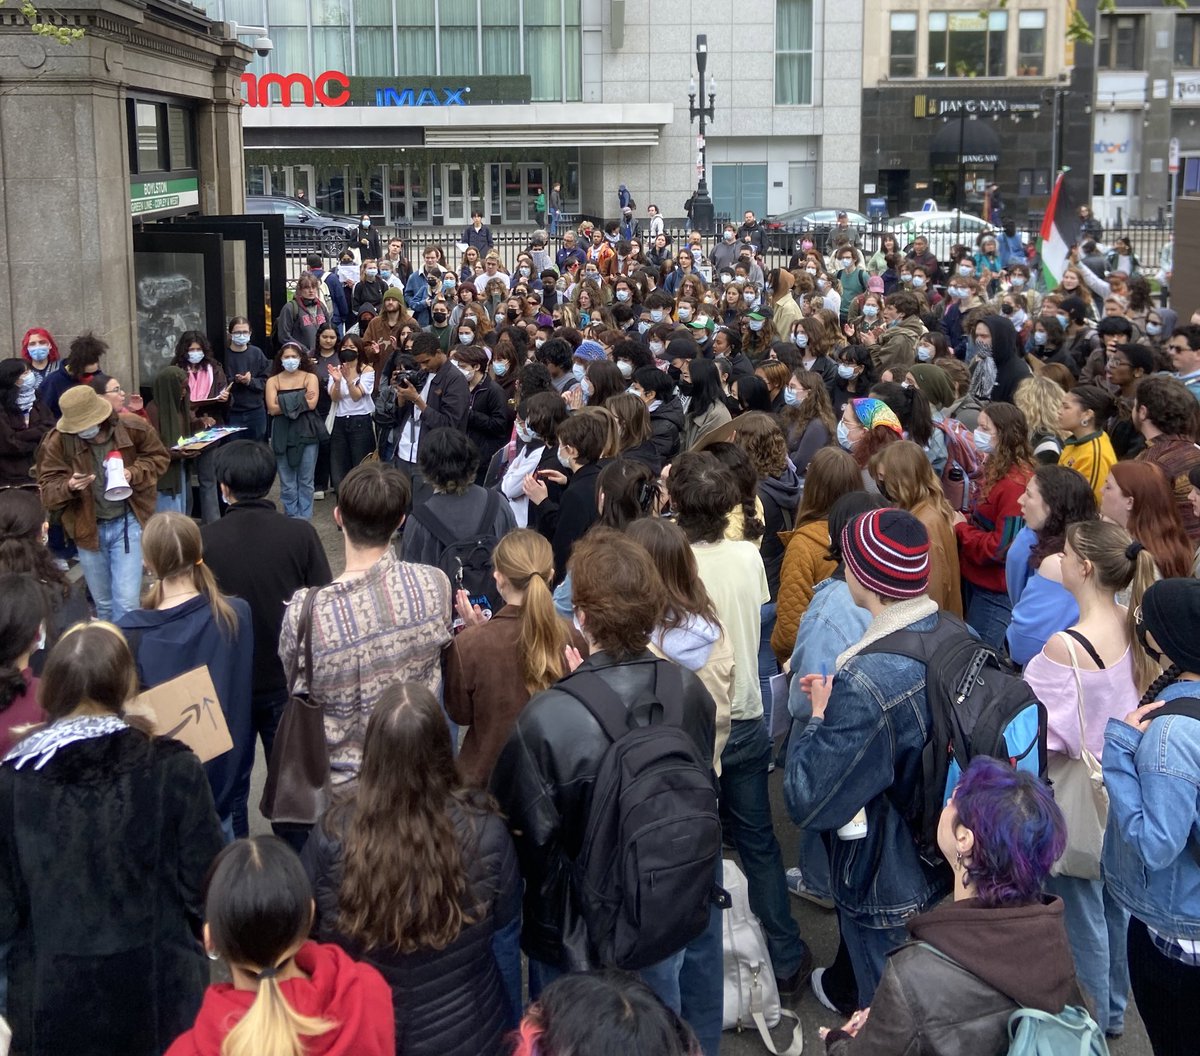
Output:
top-left (329, 369), bottom-right (375, 417)
top-left (691, 538), bottom-right (769, 721)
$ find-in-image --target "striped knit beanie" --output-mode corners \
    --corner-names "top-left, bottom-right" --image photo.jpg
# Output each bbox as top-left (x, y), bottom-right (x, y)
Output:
top-left (841, 508), bottom-right (930, 599)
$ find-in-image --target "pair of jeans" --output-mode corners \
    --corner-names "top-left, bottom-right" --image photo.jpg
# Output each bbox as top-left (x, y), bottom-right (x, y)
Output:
top-left (194, 444), bottom-right (221, 524)
top-left (679, 859), bottom-right (725, 1056)
top-left (227, 406), bottom-right (268, 442)
top-left (1126, 915), bottom-right (1200, 1055)
top-left (720, 717), bottom-right (807, 980)
top-left (314, 433), bottom-right (332, 492)
top-left (490, 915), bottom-right (523, 1032)
top-left (231, 690), bottom-right (288, 839)
top-left (75, 514), bottom-right (143, 622)
top-left (797, 827), bottom-right (831, 900)
top-left (329, 413), bottom-right (376, 492)
top-left (528, 949), bottom-right (687, 1013)
top-left (758, 602), bottom-right (780, 731)
top-left (963, 581), bottom-right (1013, 654)
top-left (277, 443), bottom-right (318, 519)
top-left (838, 909), bottom-right (909, 1007)
top-left (156, 462), bottom-right (187, 514)
top-left (1045, 874), bottom-right (1129, 1034)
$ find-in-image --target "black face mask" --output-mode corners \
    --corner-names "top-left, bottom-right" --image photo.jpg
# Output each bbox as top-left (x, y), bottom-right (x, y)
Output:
top-left (677, 379), bottom-right (694, 397)
top-left (1136, 620), bottom-right (1164, 666)
top-left (432, 313), bottom-right (448, 324)
top-left (667, 365), bottom-right (682, 381)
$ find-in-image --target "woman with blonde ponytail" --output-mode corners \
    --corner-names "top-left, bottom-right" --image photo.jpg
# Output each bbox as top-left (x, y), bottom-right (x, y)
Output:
top-left (1021, 518), bottom-right (1158, 1039)
top-left (166, 835), bottom-right (394, 1056)
top-left (445, 528), bottom-right (587, 787)
top-left (118, 510), bottom-right (254, 839)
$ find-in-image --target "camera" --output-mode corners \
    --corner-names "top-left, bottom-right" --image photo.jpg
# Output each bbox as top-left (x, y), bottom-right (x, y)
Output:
top-left (253, 34), bottom-right (274, 56)
top-left (393, 369), bottom-right (428, 389)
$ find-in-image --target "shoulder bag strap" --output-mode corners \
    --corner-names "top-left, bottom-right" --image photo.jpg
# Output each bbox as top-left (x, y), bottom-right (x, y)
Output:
top-left (288, 587), bottom-right (322, 694)
top-left (1054, 632), bottom-right (1091, 764)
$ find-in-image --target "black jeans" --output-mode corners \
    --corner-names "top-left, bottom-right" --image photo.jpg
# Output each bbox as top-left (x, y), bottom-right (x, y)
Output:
top-left (1127, 915), bottom-right (1200, 1054)
top-left (329, 414), bottom-right (376, 493)
top-left (231, 689), bottom-right (288, 839)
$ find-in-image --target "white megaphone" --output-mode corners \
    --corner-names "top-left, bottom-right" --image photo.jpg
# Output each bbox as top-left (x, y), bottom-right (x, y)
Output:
top-left (103, 451), bottom-right (132, 501)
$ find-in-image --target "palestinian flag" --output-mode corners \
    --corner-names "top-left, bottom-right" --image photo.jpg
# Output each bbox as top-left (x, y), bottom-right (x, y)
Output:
top-left (1037, 173), bottom-right (1072, 291)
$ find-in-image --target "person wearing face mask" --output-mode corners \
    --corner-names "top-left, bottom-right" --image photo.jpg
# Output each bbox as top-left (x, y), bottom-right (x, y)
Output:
top-left (266, 343), bottom-right (322, 519)
top-left (905, 235), bottom-right (944, 288)
top-left (325, 336), bottom-right (377, 496)
top-left (404, 247), bottom-right (447, 327)
top-left (36, 385), bottom-right (171, 620)
top-left (710, 225), bottom-right (741, 274)
top-left (37, 330), bottom-right (106, 422)
top-left (171, 331), bottom-right (230, 524)
top-left (223, 316), bottom-right (270, 442)
top-left (834, 251), bottom-right (870, 323)
top-left (860, 291), bottom-right (925, 375)
top-left (999, 292), bottom-right (1032, 347)
top-left (19, 327), bottom-right (59, 416)
top-left (501, 392), bottom-right (568, 527)
top-left (351, 259), bottom-right (388, 317)
top-left (450, 346), bottom-right (509, 484)
top-left (967, 315), bottom-right (1032, 406)
top-left (630, 366), bottom-right (683, 462)
top-left (425, 296), bottom-right (455, 352)
top-left (355, 213), bottom-right (381, 261)
top-left (0, 358), bottom-right (54, 487)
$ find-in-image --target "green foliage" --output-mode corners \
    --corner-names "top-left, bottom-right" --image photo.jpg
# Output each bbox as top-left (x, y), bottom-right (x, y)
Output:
top-left (992, 0), bottom-right (1185, 46)
top-left (2, 0), bottom-right (85, 42)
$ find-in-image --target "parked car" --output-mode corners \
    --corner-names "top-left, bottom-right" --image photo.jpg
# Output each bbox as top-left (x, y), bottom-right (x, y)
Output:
top-left (893, 210), bottom-right (994, 261)
top-left (246, 195), bottom-right (359, 255)
top-left (762, 207), bottom-right (871, 253)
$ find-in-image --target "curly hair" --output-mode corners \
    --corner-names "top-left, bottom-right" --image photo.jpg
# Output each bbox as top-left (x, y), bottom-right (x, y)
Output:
top-left (705, 443), bottom-right (765, 543)
top-left (980, 402), bottom-right (1034, 494)
top-left (733, 411), bottom-right (788, 479)
top-left (1013, 376), bottom-right (1067, 441)
top-left (569, 528), bottom-right (666, 659)
top-left (1027, 464), bottom-right (1097, 570)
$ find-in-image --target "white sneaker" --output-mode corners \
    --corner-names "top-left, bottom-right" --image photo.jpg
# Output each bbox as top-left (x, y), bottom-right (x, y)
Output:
top-left (786, 867), bottom-right (835, 910)
top-left (313, 491), bottom-right (326, 500)
top-left (810, 968), bottom-right (841, 1014)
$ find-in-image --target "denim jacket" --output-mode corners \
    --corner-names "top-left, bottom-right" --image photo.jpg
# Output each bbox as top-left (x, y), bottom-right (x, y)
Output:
top-left (785, 609), bottom-right (952, 927)
top-left (1102, 679), bottom-right (1200, 938)
top-left (787, 576), bottom-right (870, 724)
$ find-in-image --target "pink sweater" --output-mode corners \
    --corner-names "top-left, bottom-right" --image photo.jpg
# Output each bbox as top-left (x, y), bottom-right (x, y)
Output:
top-left (1023, 645), bottom-right (1136, 760)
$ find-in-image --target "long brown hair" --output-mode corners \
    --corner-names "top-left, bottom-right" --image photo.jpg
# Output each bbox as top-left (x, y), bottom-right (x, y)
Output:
top-left (782, 369), bottom-right (836, 447)
top-left (795, 447), bottom-right (863, 527)
top-left (493, 530), bottom-right (569, 693)
top-left (980, 401), bottom-right (1035, 494)
top-left (869, 440), bottom-right (954, 520)
top-left (626, 518), bottom-right (719, 633)
top-left (39, 622), bottom-right (138, 720)
top-left (140, 512), bottom-right (238, 638)
top-left (337, 683), bottom-right (487, 952)
top-left (1107, 462), bottom-right (1193, 580)
top-left (0, 488), bottom-right (71, 601)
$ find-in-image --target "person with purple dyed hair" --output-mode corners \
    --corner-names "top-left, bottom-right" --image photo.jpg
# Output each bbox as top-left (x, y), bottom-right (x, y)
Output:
top-left (819, 756), bottom-right (1086, 1055)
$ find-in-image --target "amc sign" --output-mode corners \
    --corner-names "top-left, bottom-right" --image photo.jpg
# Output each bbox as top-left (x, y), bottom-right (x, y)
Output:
top-left (240, 71), bottom-right (471, 107)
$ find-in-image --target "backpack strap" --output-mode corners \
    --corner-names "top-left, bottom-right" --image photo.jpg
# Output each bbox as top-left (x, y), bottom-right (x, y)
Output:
top-left (476, 489), bottom-right (500, 537)
top-left (557, 660), bottom-right (685, 743)
top-left (1062, 628), bottom-right (1106, 670)
top-left (1151, 697), bottom-right (1200, 722)
top-left (409, 502), bottom-right (458, 549)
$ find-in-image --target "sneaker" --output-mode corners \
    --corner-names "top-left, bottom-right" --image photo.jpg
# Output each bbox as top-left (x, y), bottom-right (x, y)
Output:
top-left (313, 491), bottom-right (326, 500)
top-left (786, 867), bottom-right (835, 910)
top-left (774, 944), bottom-right (814, 1004)
top-left (810, 968), bottom-right (841, 1015)
top-left (52, 558), bottom-right (70, 572)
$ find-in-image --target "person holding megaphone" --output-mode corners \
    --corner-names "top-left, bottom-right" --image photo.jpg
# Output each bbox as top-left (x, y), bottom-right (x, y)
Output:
top-left (36, 382), bottom-right (171, 621)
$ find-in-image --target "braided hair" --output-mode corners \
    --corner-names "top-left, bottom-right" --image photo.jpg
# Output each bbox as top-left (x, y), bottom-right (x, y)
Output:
top-left (1139, 665), bottom-right (1181, 709)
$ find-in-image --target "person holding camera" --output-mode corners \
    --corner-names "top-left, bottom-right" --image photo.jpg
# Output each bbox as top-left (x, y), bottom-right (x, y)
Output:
top-left (374, 332), bottom-right (469, 479)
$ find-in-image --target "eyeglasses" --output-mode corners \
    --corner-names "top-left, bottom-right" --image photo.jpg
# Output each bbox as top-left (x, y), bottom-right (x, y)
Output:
top-left (105, 385), bottom-right (124, 395)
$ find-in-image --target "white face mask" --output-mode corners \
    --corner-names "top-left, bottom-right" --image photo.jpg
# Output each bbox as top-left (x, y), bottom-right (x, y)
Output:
top-left (516, 421), bottom-right (535, 443)
top-left (973, 427), bottom-right (993, 453)
top-left (454, 363), bottom-right (472, 378)
top-left (458, 332), bottom-right (473, 344)
top-left (618, 360), bottom-right (634, 378)
top-left (837, 363), bottom-right (856, 380)
top-left (616, 289), bottom-right (631, 302)
top-left (836, 419), bottom-right (853, 449)
top-left (916, 344), bottom-right (933, 362)
top-left (572, 363), bottom-right (586, 381)
top-left (748, 320), bottom-right (764, 332)
top-left (648, 342), bottom-right (664, 357)
top-left (793, 332), bottom-right (809, 348)
top-left (677, 307), bottom-right (692, 321)
top-left (557, 445), bottom-right (573, 468)
top-left (742, 291), bottom-right (755, 304)
top-left (650, 309), bottom-right (664, 323)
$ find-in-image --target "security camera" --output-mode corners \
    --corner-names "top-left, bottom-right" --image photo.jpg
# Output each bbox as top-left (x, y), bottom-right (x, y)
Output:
top-left (254, 34), bottom-right (273, 56)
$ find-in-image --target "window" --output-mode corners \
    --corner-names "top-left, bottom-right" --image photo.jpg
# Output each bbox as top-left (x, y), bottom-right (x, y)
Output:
top-left (127, 98), bottom-right (195, 176)
top-left (396, 0), bottom-right (436, 76)
top-left (1176, 14), bottom-right (1200, 68)
top-left (889, 13), bottom-right (917, 77)
top-left (355, 0), bottom-right (394, 76)
top-left (440, 0), bottom-right (478, 77)
top-left (524, 0), bottom-right (563, 102)
top-left (134, 102), bottom-right (166, 173)
top-left (1017, 10), bottom-right (1045, 76)
top-left (1097, 15), bottom-right (1142, 70)
top-left (928, 10), bottom-right (1007, 78)
top-left (775, 0), bottom-right (813, 105)
top-left (483, 0), bottom-right (521, 76)
top-left (313, 0), bottom-right (350, 75)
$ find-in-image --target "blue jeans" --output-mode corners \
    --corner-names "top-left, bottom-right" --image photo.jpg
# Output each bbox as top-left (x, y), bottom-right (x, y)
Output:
top-left (797, 827), bottom-right (832, 899)
top-left (1045, 874), bottom-right (1129, 1034)
top-left (758, 602), bottom-right (779, 730)
top-left (227, 406), bottom-right (268, 442)
top-left (529, 949), bottom-right (687, 1012)
top-left (231, 690), bottom-right (288, 839)
top-left (720, 718), bottom-right (807, 979)
top-left (491, 914), bottom-right (523, 1032)
top-left (75, 515), bottom-right (143, 622)
top-left (964, 581), bottom-right (1013, 654)
top-left (277, 443), bottom-right (318, 519)
top-left (838, 909), bottom-right (909, 1007)
top-left (156, 463), bottom-right (187, 513)
top-left (679, 859), bottom-right (725, 1056)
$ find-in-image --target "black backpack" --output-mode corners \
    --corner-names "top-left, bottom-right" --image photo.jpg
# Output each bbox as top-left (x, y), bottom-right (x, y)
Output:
top-left (410, 490), bottom-right (504, 623)
top-left (859, 612), bottom-right (1047, 864)
top-left (557, 661), bottom-right (723, 970)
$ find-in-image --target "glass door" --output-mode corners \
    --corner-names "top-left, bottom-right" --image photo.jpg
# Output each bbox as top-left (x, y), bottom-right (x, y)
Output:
top-left (526, 164), bottom-right (545, 223)
top-left (503, 164), bottom-right (523, 221)
top-left (292, 165), bottom-right (315, 206)
top-left (442, 163), bottom-right (469, 225)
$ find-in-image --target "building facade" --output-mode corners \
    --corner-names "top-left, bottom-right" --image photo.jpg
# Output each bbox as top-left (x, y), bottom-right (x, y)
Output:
top-left (858, 0), bottom-right (1082, 221)
top-left (207, 0), bottom-right (863, 226)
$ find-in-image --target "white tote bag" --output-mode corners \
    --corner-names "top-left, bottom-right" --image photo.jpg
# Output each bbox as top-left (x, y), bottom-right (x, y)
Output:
top-left (722, 859), bottom-right (803, 1055)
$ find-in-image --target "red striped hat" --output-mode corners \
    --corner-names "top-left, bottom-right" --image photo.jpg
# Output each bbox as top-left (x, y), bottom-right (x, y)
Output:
top-left (841, 508), bottom-right (930, 599)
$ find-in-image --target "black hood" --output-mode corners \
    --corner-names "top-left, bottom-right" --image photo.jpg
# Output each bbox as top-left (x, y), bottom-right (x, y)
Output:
top-left (983, 314), bottom-right (1021, 367)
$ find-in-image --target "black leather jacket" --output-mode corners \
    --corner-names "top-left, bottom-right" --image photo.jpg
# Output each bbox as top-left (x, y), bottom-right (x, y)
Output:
top-left (490, 652), bottom-right (716, 970)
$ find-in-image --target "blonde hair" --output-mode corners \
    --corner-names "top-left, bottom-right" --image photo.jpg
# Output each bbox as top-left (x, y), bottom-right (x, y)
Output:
top-left (223, 977), bottom-right (333, 1056)
top-left (1065, 519), bottom-right (1160, 693)
top-left (870, 440), bottom-right (954, 520)
top-left (141, 512), bottom-right (238, 638)
top-left (493, 530), bottom-right (569, 693)
top-left (1014, 376), bottom-right (1067, 441)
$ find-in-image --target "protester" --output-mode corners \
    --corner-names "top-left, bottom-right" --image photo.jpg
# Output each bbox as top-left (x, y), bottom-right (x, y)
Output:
top-left (326, 336), bottom-right (377, 494)
top-left (36, 384), bottom-right (170, 621)
top-left (838, 396), bottom-right (903, 486)
top-left (1106, 580), bottom-right (1200, 1055)
top-left (167, 835), bottom-right (394, 1056)
top-left (0, 573), bottom-right (46, 755)
top-left (303, 683), bottom-right (520, 1055)
top-left (0, 358), bottom-right (53, 486)
top-left (118, 511), bottom-right (253, 841)
top-left (444, 528), bottom-right (586, 787)
top-left (1133, 375), bottom-right (1200, 542)
top-left (266, 342), bottom-right (323, 519)
top-left (1057, 384), bottom-right (1117, 503)
top-left (953, 402), bottom-right (1035, 650)
top-left (37, 330), bottom-right (104, 419)
top-left (1101, 461), bottom-right (1194, 581)
top-left (500, 391), bottom-right (568, 527)
top-left (869, 440), bottom-right (963, 617)
top-left (0, 622), bottom-right (224, 1056)
top-left (202, 440), bottom-right (332, 839)
top-left (786, 508), bottom-right (951, 1006)
top-left (279, 462), bottom-right (451, 791)
top-left (819, 757), bottom-right (1084, 1055)
top-left (782, 368), bottom-right (836, 472)
top-left (1022, 520), bottom-right (1156, 1037)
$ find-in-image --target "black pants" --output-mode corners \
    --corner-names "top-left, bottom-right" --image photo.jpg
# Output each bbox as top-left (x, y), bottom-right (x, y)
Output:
top-left (1128, 915), bottom-right (1200, 1054)
top-left (314, 433), bottom-right (332, 491)
top-left (329, 413), bottom-right (376, 493)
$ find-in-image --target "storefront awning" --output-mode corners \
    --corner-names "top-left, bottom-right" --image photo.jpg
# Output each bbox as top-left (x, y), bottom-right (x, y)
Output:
top-left (929, 117), bottom-right (1001, 166)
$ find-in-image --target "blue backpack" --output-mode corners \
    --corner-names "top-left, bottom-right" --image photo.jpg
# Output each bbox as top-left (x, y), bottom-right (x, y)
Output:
top-left (1007, 1006), bottom-right (1109, 1055)
top-left (860, 612), bottom-right (1047, 863)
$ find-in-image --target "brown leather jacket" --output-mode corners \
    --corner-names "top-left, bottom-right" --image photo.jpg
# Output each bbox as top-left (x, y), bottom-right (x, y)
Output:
top-left (36, 413), bottom-right (170, 550)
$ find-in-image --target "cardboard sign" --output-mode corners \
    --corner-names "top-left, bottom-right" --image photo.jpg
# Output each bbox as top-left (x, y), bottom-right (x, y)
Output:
top-left (133, 666), bottom-right (233, 763)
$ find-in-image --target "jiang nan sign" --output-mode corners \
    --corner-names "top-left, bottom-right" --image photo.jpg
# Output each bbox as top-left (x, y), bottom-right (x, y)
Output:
top-left (240, 71), bottom-right (470, 108)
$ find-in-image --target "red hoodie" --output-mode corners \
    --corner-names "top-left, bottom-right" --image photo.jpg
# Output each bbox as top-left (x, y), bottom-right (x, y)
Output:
top-left (165, 942), bottom-right (395, 1056)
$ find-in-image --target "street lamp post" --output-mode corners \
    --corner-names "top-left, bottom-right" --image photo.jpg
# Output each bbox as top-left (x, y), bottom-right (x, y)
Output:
top-left (688, 34), bottom-right (717, 234)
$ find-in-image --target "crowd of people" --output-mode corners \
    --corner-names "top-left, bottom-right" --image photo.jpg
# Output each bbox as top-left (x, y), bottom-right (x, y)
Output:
top-left (0, 209), bottom-right (1198, 1056)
